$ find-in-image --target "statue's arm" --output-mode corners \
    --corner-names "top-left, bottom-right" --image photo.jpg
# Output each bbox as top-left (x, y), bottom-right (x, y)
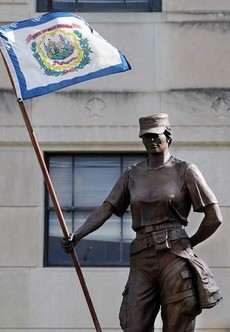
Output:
top-left (61, 201), bottom-right (114, 252)
top-left (189, 203), bottom-right (222, 247)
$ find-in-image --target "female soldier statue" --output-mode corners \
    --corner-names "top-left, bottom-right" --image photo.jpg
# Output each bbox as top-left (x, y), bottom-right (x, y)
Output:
top-left (62, 113), bottom-right (222, 332)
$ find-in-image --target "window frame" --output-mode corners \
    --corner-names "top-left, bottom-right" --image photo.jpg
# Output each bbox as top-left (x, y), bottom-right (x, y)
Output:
top-left (36, 0), bottom-right (162, 13)
top-left (44, 152), bottom-right (146, 267)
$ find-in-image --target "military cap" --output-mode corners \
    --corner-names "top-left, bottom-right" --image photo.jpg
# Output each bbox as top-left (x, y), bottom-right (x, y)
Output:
top-left (139, 113), bottom-right (171, 137)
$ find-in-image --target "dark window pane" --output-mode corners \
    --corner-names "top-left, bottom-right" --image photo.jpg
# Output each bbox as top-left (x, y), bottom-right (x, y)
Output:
top-left (47, 211), bottom-right (73, 266)
top-left (37, 0), bottom-right (49, 12)
top-left (74, 156), bottom-right (120, 207)
top-left (53, 0), bottom-right (76, 11)
top-left (49, 156), bottom-right (73, 207)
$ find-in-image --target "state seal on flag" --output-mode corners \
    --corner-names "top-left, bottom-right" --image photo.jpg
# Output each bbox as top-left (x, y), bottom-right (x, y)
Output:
top-left (30, 28), bottom-right (93, 77)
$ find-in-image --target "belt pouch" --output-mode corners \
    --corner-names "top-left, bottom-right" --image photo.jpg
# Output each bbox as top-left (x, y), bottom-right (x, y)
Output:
top-left (153, 229), bottom-right (171, 251)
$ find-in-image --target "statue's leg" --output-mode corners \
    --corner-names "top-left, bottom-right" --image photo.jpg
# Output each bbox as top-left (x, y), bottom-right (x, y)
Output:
top-left (159, 253), bottom-right (200, 332)
top-left (119, 268), bottom-right (159, 332)
top-left (161, 299), bottom-right (196, 332)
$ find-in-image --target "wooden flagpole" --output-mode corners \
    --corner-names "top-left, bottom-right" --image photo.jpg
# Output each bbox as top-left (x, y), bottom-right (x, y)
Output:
top-left (1, 53), bottom-right (102, 332)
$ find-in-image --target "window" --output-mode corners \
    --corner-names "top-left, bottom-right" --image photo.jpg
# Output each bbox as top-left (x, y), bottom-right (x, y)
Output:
top-left (44, 153), bottom-right (145, 267)
top-left (37, 0), bottom-right (162, 12)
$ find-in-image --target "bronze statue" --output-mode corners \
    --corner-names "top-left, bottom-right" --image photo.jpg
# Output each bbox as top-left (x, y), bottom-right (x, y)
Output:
top-left (62, 113), bottom-right (222, 332)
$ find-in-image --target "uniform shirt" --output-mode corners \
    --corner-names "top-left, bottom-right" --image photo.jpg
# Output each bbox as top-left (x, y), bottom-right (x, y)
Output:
top-left (104, 156), bottom-right (218, 231)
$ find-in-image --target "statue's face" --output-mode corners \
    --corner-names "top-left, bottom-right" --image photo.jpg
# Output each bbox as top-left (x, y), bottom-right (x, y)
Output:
top-left (141, 133), bottom-right (168, 154)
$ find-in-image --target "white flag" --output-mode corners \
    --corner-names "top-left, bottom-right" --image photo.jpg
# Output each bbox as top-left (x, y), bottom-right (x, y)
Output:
top-left (0, 12), bottom-right (131, 100)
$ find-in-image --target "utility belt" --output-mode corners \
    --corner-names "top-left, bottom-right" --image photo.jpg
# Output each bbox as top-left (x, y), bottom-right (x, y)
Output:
top-left (131, 223), bottom-right (189, 256)
top-left (137, 221), bottom-right (183, 234)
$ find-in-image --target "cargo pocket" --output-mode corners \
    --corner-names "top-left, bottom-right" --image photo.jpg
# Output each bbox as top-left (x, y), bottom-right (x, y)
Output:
top-left (162, 269), bottom-right (198, 312)
top-left (180, 270), bottom-right (201, 316)
top-left (119, 283), bottom-right (129, 330)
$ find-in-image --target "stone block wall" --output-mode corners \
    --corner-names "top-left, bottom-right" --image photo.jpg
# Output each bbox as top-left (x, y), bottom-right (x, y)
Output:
top-left (0, 1), bottom-right (229, 330)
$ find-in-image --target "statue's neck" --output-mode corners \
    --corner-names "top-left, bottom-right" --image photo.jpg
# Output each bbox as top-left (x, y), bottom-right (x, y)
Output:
top-left (147, 150), bottom-right (171, 169)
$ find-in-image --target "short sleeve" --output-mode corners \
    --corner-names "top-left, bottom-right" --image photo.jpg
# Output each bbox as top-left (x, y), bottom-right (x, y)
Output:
top-left (104, 169), bottom-right (130, 217)
top-left (185, 164), bottom-right (218, 212)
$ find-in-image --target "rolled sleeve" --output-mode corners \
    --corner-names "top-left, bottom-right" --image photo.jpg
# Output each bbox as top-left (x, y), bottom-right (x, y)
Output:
top-left (185, 164), bottom-right (218, 212)
top-left (104, 169), bottom-right (130, 217)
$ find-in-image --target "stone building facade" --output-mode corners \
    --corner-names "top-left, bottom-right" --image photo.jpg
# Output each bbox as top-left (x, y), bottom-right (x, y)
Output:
top-left (0, 1), bottom-right (229, 331)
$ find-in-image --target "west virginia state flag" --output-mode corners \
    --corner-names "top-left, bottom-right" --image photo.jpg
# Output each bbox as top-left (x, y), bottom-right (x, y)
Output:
top-left (0, 12), bottom-right (131, 100)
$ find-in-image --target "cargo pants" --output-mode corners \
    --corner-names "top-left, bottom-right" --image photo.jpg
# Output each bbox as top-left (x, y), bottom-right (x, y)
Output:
top-left (119, 238), bottom-right (200, 332)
